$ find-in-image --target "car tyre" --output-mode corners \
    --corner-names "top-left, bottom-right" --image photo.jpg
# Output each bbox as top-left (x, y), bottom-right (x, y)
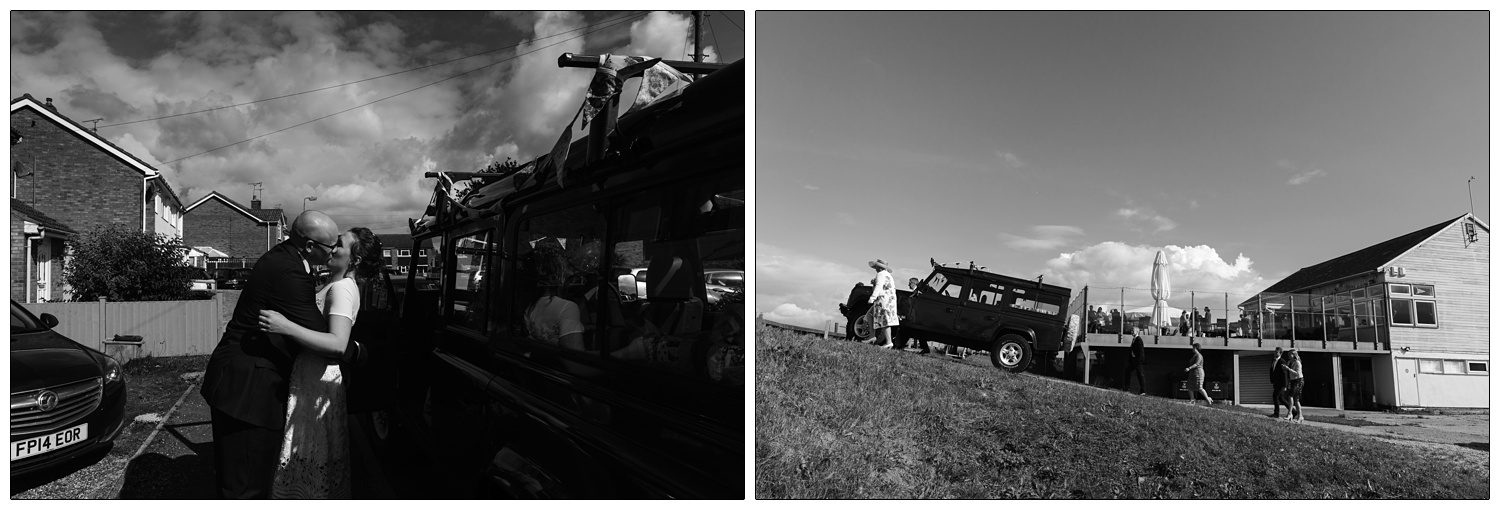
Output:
top-left (851, 314), bottom-right (873, 342)
top-left (990, 333), bottom-right (1033, 373)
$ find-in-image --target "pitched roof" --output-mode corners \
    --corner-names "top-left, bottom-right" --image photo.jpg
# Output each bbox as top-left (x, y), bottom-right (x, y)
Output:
top-left (250, 208), bottom-right (286, 224)
top-left (184, 191), bottom-right (275, 223)
top-left (12, 199), bottom-right (78, 234)
top-left (377, 234), bottom-right (414, 251)
top-left (193, 246), bottom-right (231, 258)
top-left (11, 94), bottom-right (161, 178)
top-left (1258, 214), bottom-right (1483, 295)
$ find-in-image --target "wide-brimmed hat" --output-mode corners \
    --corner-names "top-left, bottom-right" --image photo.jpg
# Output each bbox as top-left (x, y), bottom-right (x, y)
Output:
top-left (868, 259), bottom-right (889, 271)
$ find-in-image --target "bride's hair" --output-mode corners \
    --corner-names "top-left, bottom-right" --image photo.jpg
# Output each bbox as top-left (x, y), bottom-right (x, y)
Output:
top-left (346, 227), bottom-right (384, 278)
top-left (347, 227), bottom-right (395, 311)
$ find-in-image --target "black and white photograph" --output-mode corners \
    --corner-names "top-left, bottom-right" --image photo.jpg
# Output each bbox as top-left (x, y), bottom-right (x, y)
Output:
top-left (754, 11), bottom-right (1488, 499)
top-left (9, 10), bottom-right (744, 499)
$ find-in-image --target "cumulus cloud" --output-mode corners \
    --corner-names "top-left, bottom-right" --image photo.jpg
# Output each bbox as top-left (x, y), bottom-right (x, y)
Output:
top-left (756, 243), bottom-right (872, 329)
top-left (803, 183), bottom-right (820, 191)
top-left (999, 225), bottom-right (1084, 250)
top-left (1116, 207), bottom-right (1178, 233)
top-left (9, 11), bottom-right (717, 232)
top-left (1040, 242), bottom-right (1267, 312)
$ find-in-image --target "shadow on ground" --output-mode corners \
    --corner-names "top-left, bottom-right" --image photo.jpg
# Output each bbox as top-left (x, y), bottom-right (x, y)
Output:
top-left (117, 421), bottom-right (215, 499)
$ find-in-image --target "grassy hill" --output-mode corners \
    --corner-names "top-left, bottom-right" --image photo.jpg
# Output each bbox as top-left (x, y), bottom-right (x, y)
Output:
top-left (754, 326), bottom-right (1488, 499)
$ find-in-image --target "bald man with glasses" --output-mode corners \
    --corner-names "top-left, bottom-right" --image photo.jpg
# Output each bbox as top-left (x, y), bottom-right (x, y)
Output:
top-left (201, 211), bottom-right (367, 498)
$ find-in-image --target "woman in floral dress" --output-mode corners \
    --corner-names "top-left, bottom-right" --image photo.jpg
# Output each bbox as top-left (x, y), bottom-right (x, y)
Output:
top-left (866, 259), bottom-right (900, 348)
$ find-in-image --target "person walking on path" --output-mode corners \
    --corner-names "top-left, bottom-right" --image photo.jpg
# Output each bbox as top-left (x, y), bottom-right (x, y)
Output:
top-left (1123, 335), bottom-right (1147, 394)
top-left (1269, 347), bottom-right (1290, 418)
top-left (1284, 349), bottom-right (1305, 422)
top-left (866, 259), bottom-right (900, 349)
top-left (1182, 343), bottom-right (1212, 405)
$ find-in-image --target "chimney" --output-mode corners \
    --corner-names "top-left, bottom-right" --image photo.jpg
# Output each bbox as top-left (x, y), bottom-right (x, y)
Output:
top-left (43, 97), bottom-right (57, 113)
top-left (251, 197), bottom-right (262, 209)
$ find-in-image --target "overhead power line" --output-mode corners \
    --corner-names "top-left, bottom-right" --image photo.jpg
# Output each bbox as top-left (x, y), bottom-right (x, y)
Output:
top-left (717, 11), bottom-right (742, 32)
top-left (161, 13), bottom-right (646, 167)
top-left (707, 13), bottom-right (722, 58)
top-left (100, 11), bottom-right (648, 129)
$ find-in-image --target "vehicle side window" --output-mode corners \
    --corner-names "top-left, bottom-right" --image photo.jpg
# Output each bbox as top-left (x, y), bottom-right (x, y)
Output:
top-left (513, 205), bottom-right (604, 353)
top-left (449, 230), bottom-right (493, 333)
top-left (928, 275), bottom-right (965, 301)
top-left (605, 179), bottom-right (744, 387)
top-left (971, 283), bottom-right (1004, 308)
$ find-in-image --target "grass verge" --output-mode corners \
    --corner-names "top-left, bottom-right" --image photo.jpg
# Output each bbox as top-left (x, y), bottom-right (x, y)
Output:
top-left (754, 327), bottom-right (1487, 499)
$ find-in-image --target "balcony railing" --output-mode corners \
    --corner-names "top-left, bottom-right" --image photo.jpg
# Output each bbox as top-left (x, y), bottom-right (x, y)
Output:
top-left (1071, 286), bottom-right (1388, 350)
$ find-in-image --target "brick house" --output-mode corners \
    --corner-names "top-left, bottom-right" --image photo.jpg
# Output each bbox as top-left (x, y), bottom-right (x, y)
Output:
top-left (182, 191), bottom-right (287, 268)
top-left (376, 234), bottom-right (429, 275)
top-left (10, 94), bottom-right (186, 302)
top-left (10, 199), bottom-right (76, 302)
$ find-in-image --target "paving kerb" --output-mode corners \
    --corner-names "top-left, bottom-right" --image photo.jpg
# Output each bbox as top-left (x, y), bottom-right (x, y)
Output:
top-left (100, 379), bottom-right (199, 499)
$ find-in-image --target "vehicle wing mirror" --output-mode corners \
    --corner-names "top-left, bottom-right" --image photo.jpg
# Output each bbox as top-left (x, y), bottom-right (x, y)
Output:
top-left (618, 275), bottom-right (639, 299)
top-left (40, 313), bottom-right (59, 329)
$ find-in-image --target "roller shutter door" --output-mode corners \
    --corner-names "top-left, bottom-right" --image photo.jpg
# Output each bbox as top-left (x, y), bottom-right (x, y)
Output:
top-left (1239, 354), bottom-right (1275, 404)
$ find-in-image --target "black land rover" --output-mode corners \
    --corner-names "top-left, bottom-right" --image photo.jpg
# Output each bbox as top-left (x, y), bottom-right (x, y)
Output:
top-left (881, 265), bottom-right (1071, 372)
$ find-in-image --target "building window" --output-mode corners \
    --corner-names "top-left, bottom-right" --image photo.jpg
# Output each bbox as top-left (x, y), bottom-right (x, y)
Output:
top-left (383, 249), bottom-right (391, 257)
top-left (1414, 301), bottom-right (1437, 327)
top-left (400, 249), bottom-right (411, 257)
top-left (1366, 285), bottom-right (1383, 298)
top-left (1388, 284), bottom-right (1410, 296)
top-left (1418, 359), bottom-right (1442, 373)
top-left (1390, 299), bottom-right (1414, 326)
top-left (421, 249), bottom-right (428, 258)
top-left (1412, 284), bottom-right (1434, 297)
top-left (1418, 359), bottom-right (1482, 375)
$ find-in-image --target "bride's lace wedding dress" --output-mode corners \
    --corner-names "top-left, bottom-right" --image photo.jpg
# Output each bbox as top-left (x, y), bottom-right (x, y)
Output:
top-left (271, 277), bottom-right (358, 499)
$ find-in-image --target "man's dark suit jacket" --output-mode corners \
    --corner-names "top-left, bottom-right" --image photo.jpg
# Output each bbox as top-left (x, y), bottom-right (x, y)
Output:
top-left (201, 241), bottom-right (329, 430)
top-left (1270, 357), bottom-right (1287, 388)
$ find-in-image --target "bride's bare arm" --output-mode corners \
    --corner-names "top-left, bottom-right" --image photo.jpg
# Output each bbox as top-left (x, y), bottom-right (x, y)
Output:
top-left (259, 309), bottom-right (351, 358)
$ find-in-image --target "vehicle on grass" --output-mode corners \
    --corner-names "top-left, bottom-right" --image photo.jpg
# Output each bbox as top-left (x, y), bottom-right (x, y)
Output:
top-left (840, 264), bottom-right (1073, 372)
top-left (368, 55), bottom-right (744, 499)
top-left (9, 300), bottom-right (128, 478)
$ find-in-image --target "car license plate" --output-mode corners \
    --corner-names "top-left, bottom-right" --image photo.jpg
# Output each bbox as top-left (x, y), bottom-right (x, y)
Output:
top-left (11, 424), bottom-right (88, 461)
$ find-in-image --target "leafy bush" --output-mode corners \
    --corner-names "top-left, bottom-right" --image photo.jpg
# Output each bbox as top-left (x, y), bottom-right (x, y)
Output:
top-left (62, 225), bottom-right (193, 301)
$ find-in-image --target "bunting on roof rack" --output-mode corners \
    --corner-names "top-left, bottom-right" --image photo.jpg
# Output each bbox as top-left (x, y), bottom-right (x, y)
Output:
top-left (626, 61), bottom-right (691, 116)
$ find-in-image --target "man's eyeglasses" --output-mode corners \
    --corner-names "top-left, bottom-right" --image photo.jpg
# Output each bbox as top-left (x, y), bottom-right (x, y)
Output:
top-left (308, 236), bottom-right (342, 252)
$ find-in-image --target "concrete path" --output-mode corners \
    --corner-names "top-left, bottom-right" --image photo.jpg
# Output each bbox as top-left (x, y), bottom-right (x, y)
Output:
top-left (111, 384), bottom-right (401, 499)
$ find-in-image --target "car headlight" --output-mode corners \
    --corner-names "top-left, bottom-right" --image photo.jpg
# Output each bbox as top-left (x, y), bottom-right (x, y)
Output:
top-left (103, 356), bottom-right (124, 385)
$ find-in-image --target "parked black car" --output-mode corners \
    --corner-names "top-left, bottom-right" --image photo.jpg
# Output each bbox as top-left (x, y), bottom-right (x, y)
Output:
top-left (213, 268), bottom-right (253, 290)
top-left (10, 300), bottom-right (128, 477)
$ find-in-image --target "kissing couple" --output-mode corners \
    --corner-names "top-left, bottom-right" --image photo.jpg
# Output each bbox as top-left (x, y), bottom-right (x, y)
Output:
top-left (200, 211), bottom-right (393, 499)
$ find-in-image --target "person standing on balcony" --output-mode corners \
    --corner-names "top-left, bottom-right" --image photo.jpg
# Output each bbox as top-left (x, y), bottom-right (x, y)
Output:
top-left (1182, 343), bottom-right (1212, 405)
top-left (1201, 307), bottom-right (1213, 337)
top-left (1123, 335), bottom-right (1147, 395)
top-left (866, 259), bottom-right (899, 349)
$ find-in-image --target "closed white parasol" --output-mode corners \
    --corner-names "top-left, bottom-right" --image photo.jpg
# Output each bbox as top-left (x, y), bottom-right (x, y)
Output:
top-left (1150, 250), bottom-right (1172, 333)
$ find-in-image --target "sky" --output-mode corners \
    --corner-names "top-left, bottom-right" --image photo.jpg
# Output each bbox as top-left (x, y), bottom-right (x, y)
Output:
top-left (9, 10), bottom-right (745, 233)
top-left (756, 12), bottom-right (1488, 329)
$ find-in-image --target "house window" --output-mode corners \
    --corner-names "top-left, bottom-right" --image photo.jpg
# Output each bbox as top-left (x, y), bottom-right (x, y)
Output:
top-left (383, 249), bottom-right (391, 257)
top-left (421, 249), bottom-right (428, 258)
top-left (1389, 299), bottom-right (1414, 326)
top-left (1388, 284), bottom-right (1410, 296)
top-left (400, 250), bottom-right (411, 257)
top-left (1418, 359), bottom-right (1442, 373)
top-left (1417, 359), bottom-right (1479, 375)
top-left (1412, 285), bottom-right (1434, 297)
top-left (1468, 362), bottom-right (1488, 374)
top-left (1414, 301), bottom-right (1437, 327)
top-left (1366, 285), bottom-right (1383, 298)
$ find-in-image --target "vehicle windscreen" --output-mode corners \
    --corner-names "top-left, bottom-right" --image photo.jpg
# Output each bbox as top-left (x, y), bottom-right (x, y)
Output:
top-left (11, 302), bottom-right (46, 335)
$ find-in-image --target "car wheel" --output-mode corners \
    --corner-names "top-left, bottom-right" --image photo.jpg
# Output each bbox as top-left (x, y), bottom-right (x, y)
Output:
top-left (990, 334), bottom-right (1033, 373)
top-left (851, 315), bottom-right (874, 342)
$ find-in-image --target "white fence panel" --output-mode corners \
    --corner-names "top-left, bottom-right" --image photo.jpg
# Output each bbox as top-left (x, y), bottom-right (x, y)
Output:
top-left (23, 296), bottom-right (224, 357)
